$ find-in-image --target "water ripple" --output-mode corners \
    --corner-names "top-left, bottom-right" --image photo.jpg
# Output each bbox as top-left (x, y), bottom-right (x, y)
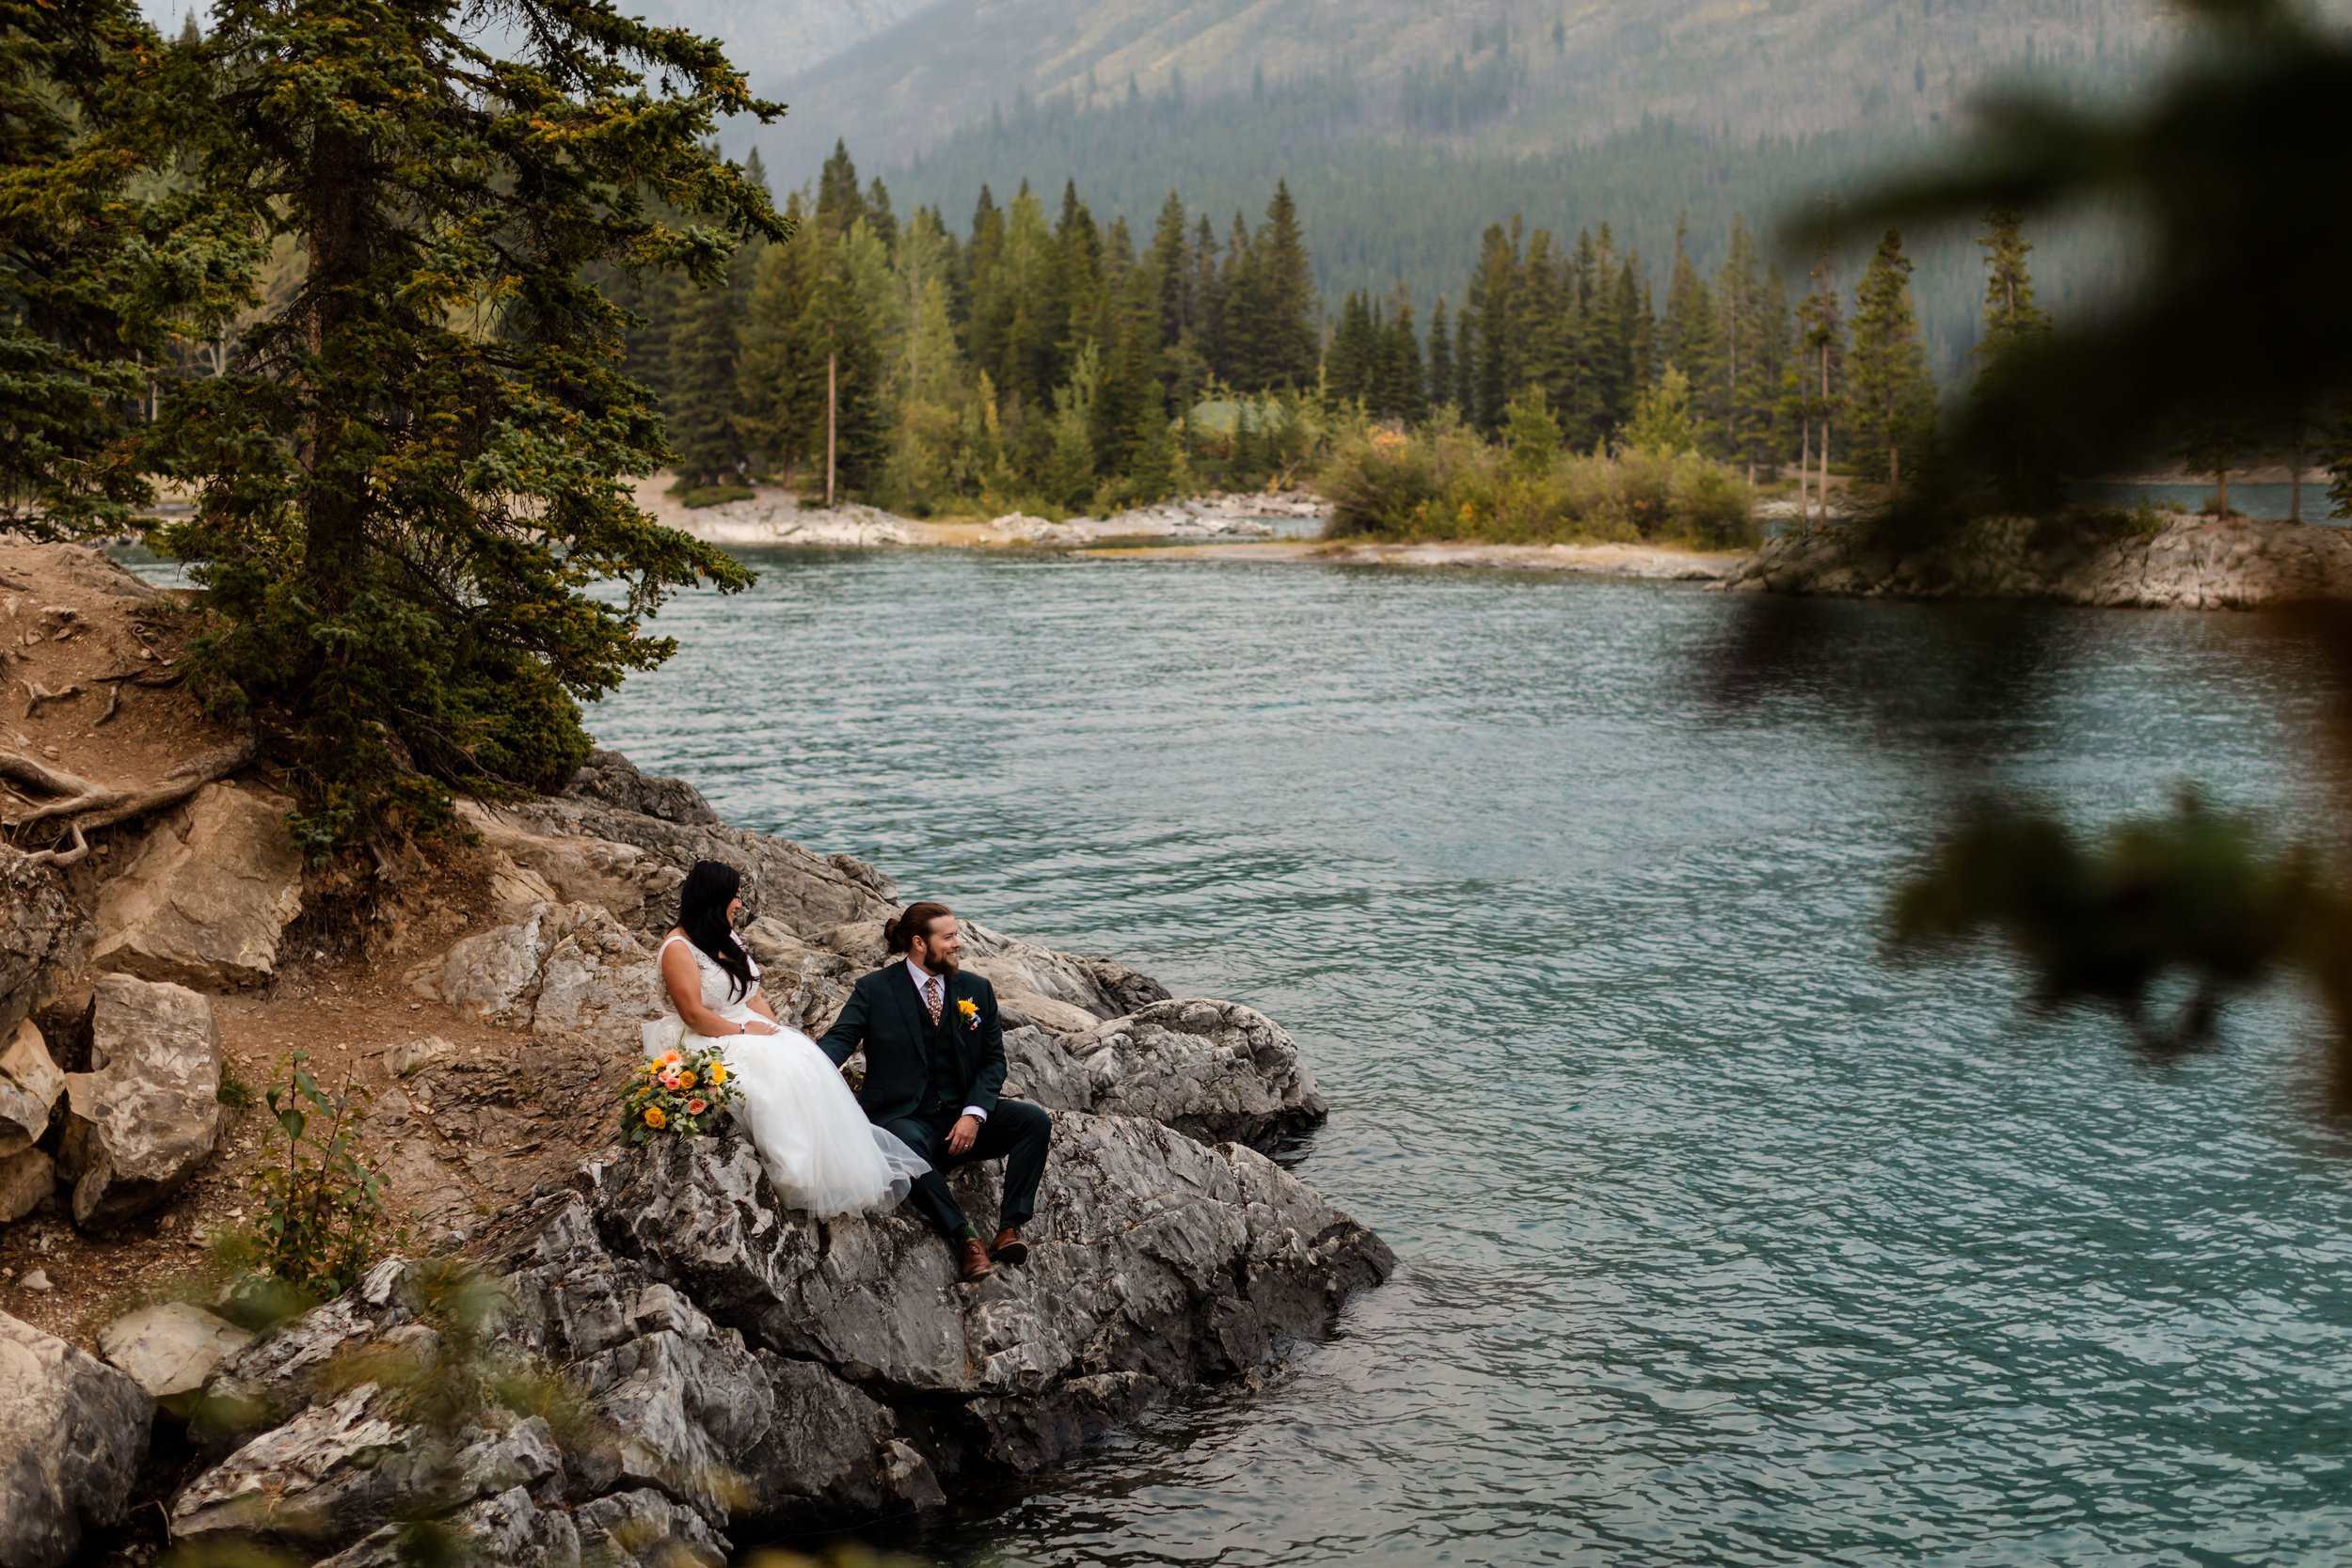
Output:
top-left (590, 552), bottom-right (2352, 1566)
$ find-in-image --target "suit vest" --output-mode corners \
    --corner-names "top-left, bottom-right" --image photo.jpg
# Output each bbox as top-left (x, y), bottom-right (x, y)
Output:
top-left (918, 986), bottom-right (962, 1114)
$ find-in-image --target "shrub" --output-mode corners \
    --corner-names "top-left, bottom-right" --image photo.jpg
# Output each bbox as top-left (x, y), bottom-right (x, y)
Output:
top-left (1317, 416), bottom-right (1756, 548)
top-left (672, 483), bottom-right (756, 509)
top-left (221, 1050), bottom-right (403, 1307)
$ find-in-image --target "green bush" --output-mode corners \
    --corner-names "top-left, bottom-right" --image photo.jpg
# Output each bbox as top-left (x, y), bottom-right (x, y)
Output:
top-left (1317, 414), bottom-right (1757, 548)
top-left (216, 1050), bottom-right (403, 1307)
top-left (671, 483), bottom-right (756, 509)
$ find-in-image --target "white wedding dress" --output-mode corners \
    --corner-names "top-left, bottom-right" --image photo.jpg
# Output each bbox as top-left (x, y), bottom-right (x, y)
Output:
top-left (649, 934), bottom-right (929, 1216)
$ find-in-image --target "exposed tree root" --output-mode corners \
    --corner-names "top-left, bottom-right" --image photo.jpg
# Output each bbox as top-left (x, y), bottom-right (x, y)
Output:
top-left (1, 734), bottom-right (258, 858)
top-left (20, 679), bottom-right (81, 717)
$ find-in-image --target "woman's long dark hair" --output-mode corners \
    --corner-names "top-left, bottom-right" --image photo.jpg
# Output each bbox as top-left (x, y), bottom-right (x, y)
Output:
top-left (678, 860), bottom-right (755, 1002)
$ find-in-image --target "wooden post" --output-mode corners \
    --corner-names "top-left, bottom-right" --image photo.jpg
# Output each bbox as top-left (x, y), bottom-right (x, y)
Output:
top-left (826, 350), bottom-right (837, 510)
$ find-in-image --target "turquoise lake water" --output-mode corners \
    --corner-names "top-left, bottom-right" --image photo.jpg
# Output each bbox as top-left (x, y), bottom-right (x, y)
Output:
top-left (587, 550), bottom-right (2352, 1567)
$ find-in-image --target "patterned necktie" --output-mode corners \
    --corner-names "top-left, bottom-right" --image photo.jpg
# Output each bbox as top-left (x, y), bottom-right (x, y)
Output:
top-left (924, 976), bottom-right (943, 1025)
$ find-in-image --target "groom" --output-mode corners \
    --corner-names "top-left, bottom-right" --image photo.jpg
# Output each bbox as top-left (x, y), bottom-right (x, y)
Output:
top-left (817, 900), bottom-right (1052, 1282)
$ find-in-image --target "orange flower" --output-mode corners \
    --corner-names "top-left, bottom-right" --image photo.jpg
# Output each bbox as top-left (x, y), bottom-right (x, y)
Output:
top-left (642, 1105), bottom-right (667, 1130)
top-left (685, 1098), bottom-right (707, 1116)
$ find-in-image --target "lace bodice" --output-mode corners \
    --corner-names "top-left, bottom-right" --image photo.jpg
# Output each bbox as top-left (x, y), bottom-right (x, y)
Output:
top-left (657, 933), bottom-right (762, 1017)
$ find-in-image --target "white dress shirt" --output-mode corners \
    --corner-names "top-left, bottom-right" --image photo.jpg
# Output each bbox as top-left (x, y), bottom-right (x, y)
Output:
top-left (907, 957), bottom-right (988, 1122)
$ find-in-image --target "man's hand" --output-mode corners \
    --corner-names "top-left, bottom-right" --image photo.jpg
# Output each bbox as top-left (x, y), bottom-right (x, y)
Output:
top-left (946, 1114), bottom-right (982, 1157)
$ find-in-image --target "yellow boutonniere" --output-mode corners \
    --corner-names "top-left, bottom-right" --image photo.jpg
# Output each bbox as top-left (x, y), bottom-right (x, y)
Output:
top-left (957, 997), bottom-right (979, 1028)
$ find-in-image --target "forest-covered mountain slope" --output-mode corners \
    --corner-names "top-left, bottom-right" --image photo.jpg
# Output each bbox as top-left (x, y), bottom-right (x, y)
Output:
top-left (739, 0), bottom-right (2185, 174)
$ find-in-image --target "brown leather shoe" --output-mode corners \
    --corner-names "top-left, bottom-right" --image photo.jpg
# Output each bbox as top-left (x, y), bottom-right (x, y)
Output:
top-left (957, 1237), bottom-right (994, 1282)
top-left (990, 1227), bottom-right (1029, 1266)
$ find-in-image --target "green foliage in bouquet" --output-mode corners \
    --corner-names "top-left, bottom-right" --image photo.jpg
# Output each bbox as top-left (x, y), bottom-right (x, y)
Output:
top-left (624, 1040), bottom-right (742, 1143)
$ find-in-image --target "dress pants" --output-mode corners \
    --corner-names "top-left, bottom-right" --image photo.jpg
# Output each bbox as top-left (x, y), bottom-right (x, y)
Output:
top-left (880, 1098), bottom-right (1052, 1239)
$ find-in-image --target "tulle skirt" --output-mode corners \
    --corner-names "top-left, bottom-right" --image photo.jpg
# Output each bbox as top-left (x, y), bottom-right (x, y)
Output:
top-left (646, 1010), bottom-right (929, 1217)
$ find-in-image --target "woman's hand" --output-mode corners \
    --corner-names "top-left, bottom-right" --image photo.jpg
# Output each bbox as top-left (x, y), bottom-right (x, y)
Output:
top-left (740, 1018), bottom-right (783, 1036)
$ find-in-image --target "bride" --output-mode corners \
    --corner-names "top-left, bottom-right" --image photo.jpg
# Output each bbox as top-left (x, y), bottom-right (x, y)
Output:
top-left (651, 860), bottom-right (929, 1215)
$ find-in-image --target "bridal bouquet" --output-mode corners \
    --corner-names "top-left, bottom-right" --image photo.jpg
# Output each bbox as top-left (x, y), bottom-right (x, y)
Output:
top-left (623, 1042), bottom-right (741, 1144)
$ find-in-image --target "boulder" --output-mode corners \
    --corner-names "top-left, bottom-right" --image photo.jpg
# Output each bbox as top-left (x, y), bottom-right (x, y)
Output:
top-left (0, 1149), bottom-right (53, 1225)
top-left (0, 849), bottom-right (82, 1041)
top-left (960, 921), bottom-right (1170, 1022)
top-left (0, 1020), bottom-right (62, 1158)
top-left (89, 783), bottom-right (303, 990)
top-left (385, 1034), bottom-right (455, 1078)
top-left (175, 1112), bottom-right (1390, 1544)
top-left (0, 1309), bottom-right (152, 1568)
top-left (589, 1115), bottom-right (1391, 1474)
top-left (564, 749), bottom-right (722, 827)
top-left (59, 974), bottom-right (222, 1228)
top-left (408, 901), bottom-right (656, 1040)
top-left (98, 1302), bottom-right (256, 1415)
top-left (738, 917), bottom-right (858, 1034)
top-left (492, 753), bottom-right (897, 941)
top-left (1723, 514), bottom-right (2352, 610)
top-left (1073, 1000), bottom-right (1328, 1151)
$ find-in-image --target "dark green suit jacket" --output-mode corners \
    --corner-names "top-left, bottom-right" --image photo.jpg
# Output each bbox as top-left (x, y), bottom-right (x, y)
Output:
top-left (816, 963), bottom-right (1007, 1126)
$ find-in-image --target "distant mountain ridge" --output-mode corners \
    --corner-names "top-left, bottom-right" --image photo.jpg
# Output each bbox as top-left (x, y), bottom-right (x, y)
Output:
top-left (739, 0), bottom-right (2187, 177)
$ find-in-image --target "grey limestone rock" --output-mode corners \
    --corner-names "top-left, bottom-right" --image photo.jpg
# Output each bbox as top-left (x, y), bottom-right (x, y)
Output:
top-left (1073, 999), bottom-right (1327, 1151)
top-left (88, 782), bottom-right (304, 990)
top-left (407, 901), bottom-right (658, 1041)
top-left (1724, 515), bottom-right (2352, 610)
top-left (0, 1309), bottom-right (153, 1568)
top-left (0, 848), bottom-right (82, 1042)
top-left (496, 756), bottom-right (896, 942)
top-left (59, 974), bottom-right (222, 1228)
top-left (0, 1019), bottom-right (62, 1158)
top-left (0, 1148), bottom-right (53, 1225)
top-left (98, 1301), bottom-right (256, 1415)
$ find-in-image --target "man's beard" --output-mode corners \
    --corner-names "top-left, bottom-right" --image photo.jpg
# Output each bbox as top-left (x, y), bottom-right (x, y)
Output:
top-left (923, 946), bottom-right (961, 975)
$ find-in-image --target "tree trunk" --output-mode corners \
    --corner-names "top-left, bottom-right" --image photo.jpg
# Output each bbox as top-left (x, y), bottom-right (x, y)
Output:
top-left (1817, 341), bottom-right (1833, 526)
top-left (303, 126), bottom-right (372, 615)
top-left (1890, 443), bottom-right (1900, 491)
top-left (1798, 419), bottom-right (1812, 523)
top-left (826, 350), bottom-right (838, 509)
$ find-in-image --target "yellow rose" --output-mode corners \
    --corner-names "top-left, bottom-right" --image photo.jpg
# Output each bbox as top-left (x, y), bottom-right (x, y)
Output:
top-left (642, 1104), bottom-right (667, 1130)
top-left (676, 1070), bottom-right (696, 1090)
top-left (708, 1063), bottom-right (727, 1085)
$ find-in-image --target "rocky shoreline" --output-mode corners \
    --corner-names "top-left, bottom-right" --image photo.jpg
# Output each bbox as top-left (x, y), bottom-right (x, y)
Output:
top-left (637, 479), bottom-right (1320, 550)
top-left (1724, 514), bottom-right (2352, 610)
top-left (0, 546), bottom-right (1390, 1567)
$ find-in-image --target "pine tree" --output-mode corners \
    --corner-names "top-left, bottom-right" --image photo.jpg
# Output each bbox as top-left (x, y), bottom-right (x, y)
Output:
top-left (666, 268), bottom-right (748, 491)
top-left (879, 207), bottom-right (968, 512)
top-left (817, 140), bottom-right (866, 237)
top-left (1426, 298), bottom-right (1455, 415)
top-left (737, 191), bottom-right (822, 479)
top-left (1375, 289), bottom-right (1426, 425)
top-left (1975, 206), bottom-right (2051, 374)
top-left (1847, 229), bottom-right (1937, 486)
top-left (159, 0), bottom-right (783, 845)
top-left (1791, 242), bottom-right (1848, 520)
top-left (1326, 291), bottom-right (1376, 404)
top-left (1244, 181), bottom-right (1317, 390)
top-left (1661, 221), bottom-right (1726, 453)
top-left (1464, 222), bottom-right (1517, 433)
top-left (1, 0), bottom-right (246, 533)
top-left (1716, 218), bottom-right (1778, 478)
